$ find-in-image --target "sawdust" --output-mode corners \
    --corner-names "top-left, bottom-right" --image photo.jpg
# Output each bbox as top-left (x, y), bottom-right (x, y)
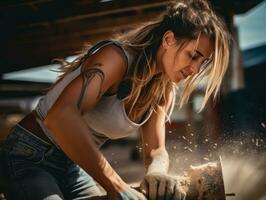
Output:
top-left (172, 161), bottom-right (226, 200)
top-left (167, 134), bottom-right (266, 200)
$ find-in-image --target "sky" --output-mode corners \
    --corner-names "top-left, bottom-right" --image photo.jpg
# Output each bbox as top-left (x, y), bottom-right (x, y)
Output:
top-left (3, 0), bottom-right (266, 83)
top-left (234, 0), bottom-right (266, 49)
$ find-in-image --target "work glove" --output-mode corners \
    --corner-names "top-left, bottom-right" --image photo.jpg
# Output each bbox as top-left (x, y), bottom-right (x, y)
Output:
top-left (118, 186), bottom-right (147, 200)
top-left (140, 172), bottom-right (186, 200)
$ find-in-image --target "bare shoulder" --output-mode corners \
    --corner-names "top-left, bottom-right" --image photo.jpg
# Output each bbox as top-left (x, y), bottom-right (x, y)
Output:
top-left (81, 43), bottom-right (128, 87)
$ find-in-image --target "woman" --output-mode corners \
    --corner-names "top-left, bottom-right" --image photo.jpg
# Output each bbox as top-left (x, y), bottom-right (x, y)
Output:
top-left (0, 0), bottom-right (230, 199)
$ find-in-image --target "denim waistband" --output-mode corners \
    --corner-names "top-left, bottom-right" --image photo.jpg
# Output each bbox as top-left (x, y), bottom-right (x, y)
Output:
top-left (4, 124), bottom-right (65, 158)
top-left (15, 124), bottom-right (52, 148)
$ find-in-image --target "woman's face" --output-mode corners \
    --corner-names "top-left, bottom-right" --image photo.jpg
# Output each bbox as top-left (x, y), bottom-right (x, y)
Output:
top-left (157, 31), bottom-right (214, 83)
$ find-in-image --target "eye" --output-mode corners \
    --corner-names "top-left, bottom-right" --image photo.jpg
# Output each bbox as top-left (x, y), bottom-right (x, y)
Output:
top-left (191, 55), bottom-right (197, 61)
top-left (190, 53), bottom-right (198, 61)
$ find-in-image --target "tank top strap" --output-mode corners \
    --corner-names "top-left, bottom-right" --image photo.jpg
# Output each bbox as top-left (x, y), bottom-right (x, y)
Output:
top-left (83, 40), bottom-right (130, 76)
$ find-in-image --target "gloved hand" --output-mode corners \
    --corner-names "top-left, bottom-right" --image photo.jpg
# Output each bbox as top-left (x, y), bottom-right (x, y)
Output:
top-left (118, 186), bottom-right (147, 200)
top-left (140, 172), bottom-right (186, 200)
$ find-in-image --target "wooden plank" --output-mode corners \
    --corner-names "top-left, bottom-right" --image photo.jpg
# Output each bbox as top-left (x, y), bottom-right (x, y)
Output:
top-left (1, 0), bottom-right (168, 26)
top-left (1, 12), bottom-right (159, 72)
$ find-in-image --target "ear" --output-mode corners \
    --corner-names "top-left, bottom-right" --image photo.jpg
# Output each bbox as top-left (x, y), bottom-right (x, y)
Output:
top-left (162, 31), bottom-right (176, 49)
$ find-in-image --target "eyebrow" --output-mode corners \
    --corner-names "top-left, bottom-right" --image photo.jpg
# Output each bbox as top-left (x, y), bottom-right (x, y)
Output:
top-left (195, 50), bottom-right (204, 57)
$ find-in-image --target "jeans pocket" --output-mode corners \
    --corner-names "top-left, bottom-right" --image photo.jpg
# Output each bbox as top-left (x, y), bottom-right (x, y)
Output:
top-left (8, 140), bottom-right (44, 178)
top-left (9, 139), bottom-right (44, 165)
top-left (10, 140), bottom-right (37, 159)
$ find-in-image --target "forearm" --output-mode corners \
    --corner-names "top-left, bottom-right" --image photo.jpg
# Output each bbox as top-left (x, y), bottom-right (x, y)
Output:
top-left (44, 107), bottom-right (124, 192)
top-left (145, 148), bottom-right (169, 175)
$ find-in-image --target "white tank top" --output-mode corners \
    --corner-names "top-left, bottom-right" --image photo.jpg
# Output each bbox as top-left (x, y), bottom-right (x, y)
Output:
top-left (34, 40), bottom-right (152, 147)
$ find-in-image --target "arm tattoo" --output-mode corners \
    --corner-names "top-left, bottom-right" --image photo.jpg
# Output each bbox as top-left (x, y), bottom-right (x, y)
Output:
top-left (77, 64), bottom-right (105, 110)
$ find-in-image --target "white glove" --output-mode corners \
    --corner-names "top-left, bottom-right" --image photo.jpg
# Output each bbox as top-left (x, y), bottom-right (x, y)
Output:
top-left (118, 186), bottom-right (147, 200)
top-left (140, 172), bottom-right (186, 200)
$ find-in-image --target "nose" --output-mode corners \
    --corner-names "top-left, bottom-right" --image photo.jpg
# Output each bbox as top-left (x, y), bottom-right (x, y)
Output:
top-left (189, 61), bottom-right (201, 75)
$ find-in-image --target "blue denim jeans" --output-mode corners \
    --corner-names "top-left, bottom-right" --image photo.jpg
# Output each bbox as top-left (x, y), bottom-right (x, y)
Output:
top-left (0, 124), bottom-right (102, 200)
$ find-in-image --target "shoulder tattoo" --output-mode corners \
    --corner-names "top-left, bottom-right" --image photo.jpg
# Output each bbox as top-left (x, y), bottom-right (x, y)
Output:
top-left (77, 64), bottom-right (105, 110)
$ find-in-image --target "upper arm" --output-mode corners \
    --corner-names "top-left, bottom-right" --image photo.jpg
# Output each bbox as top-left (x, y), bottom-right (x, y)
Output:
top-left (42, 45), bottom-right (128, 172)
top-left (46, 44), bottom-right (127, 118)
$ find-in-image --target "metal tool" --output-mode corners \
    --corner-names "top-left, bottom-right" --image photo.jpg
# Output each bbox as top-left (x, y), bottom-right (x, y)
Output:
top-left (184, 156), bottom-right (227, 200)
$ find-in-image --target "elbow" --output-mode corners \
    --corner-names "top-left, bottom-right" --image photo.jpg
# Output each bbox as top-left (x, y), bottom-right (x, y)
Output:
top-left (43, 110), bottom-right (66, 137)
top-left (43, 107), bottom-right (63, 130)
top-left (43, 114), bottom-right (56, 131)
top-left (43, 106), bottom-right (79, 131)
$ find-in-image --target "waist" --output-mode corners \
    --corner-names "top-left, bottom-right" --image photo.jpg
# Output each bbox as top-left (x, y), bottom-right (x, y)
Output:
top-left (18, 111), bottom-right (53, 145)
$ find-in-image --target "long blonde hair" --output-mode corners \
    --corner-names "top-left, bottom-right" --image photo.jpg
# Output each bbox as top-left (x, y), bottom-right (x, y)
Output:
top-left (52, 0), bottom-right (230, 121)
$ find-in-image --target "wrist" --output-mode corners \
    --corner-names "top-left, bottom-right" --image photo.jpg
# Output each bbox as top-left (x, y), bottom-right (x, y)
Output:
top-left (146, 149), bottom-right (169, 175)
top-left (102, 173), bottom-right (127, 194)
